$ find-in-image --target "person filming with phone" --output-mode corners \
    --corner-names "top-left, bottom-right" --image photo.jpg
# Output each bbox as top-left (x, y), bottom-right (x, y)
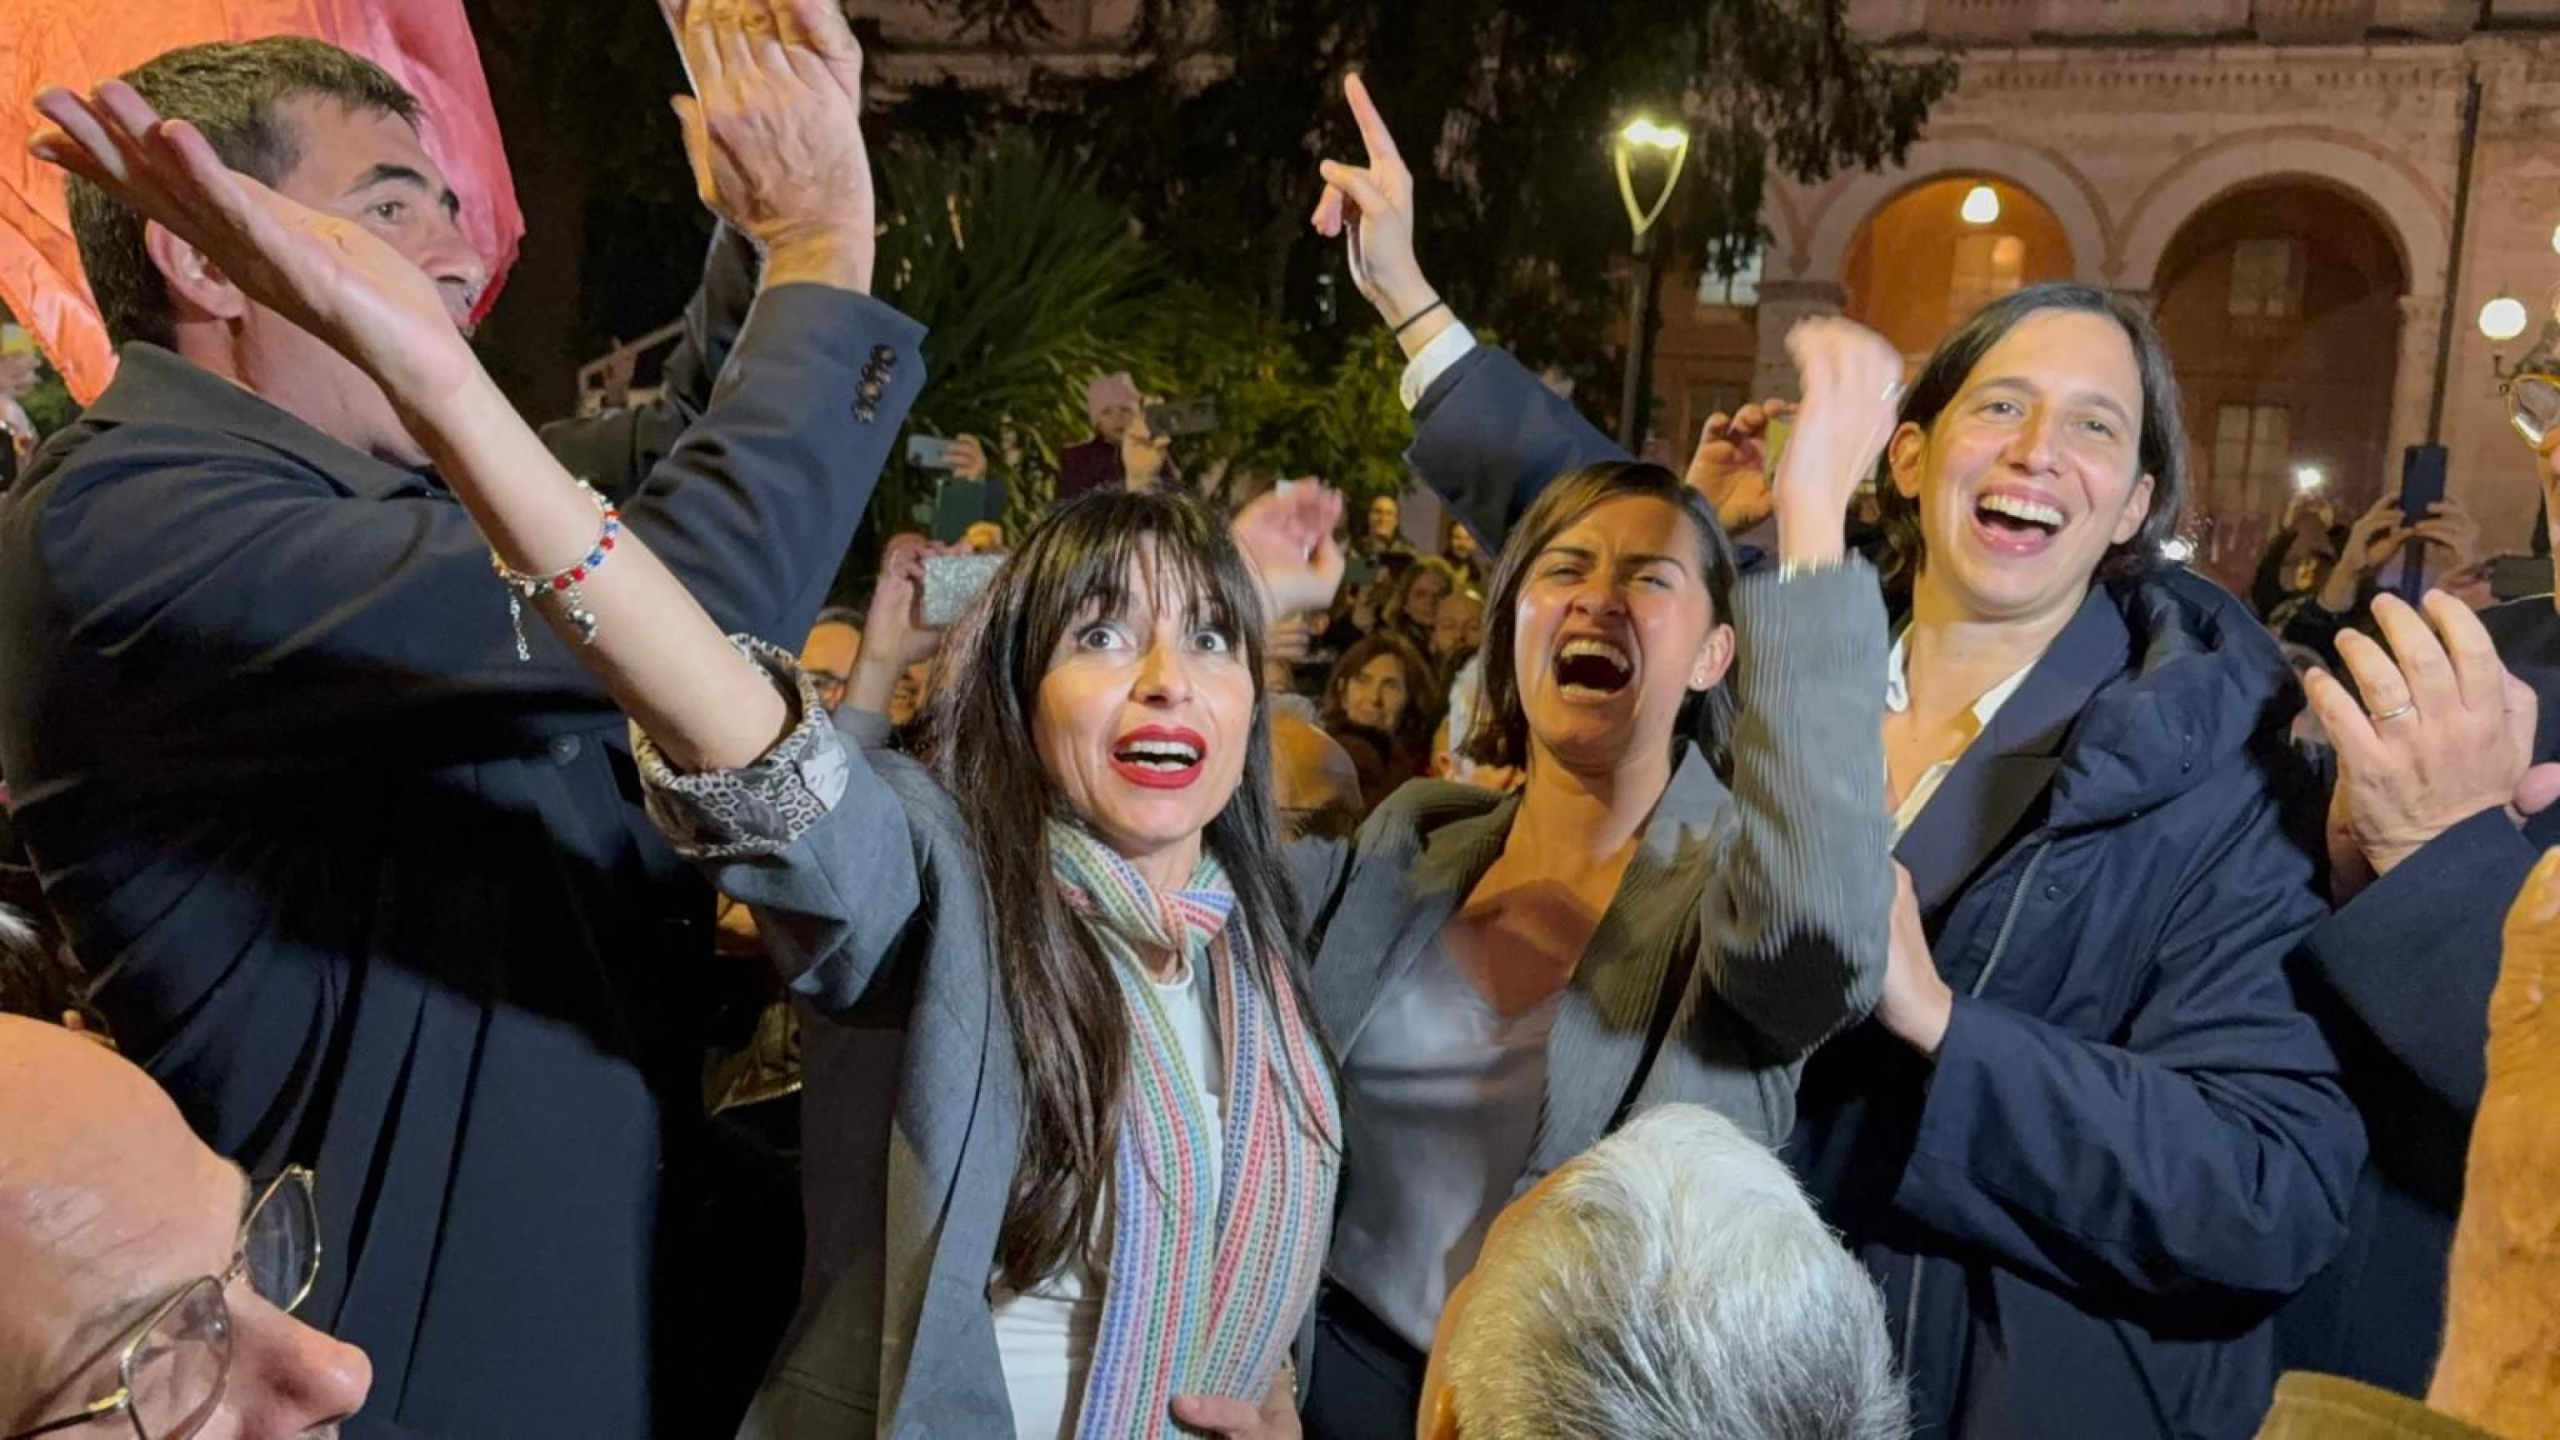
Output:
top-left (1057, 373), bottom-right (1212, 502)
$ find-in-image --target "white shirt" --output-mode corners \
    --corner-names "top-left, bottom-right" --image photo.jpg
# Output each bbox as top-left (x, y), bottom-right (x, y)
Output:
top-left (992, 961), bottom-right (1226, 1439)
top-left (1398, 323), bottom-right (1481, 411)
top-left (1886, 630), bottom-right (2037, 840)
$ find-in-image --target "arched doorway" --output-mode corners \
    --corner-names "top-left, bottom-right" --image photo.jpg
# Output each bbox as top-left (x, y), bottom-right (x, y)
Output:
top-left (1841, 176), bottom-right (2077, 365)
top-left (2152, 182), bottom-right (2407, 593)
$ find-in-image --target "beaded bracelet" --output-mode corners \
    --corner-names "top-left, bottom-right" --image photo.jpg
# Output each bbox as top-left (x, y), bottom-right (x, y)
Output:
top-left (491, 479), bottom-right (622, 661)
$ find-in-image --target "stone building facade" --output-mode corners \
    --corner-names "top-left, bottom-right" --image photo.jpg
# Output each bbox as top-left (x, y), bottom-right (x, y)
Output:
top-left (1673, 0), bottom-right (2560, 581)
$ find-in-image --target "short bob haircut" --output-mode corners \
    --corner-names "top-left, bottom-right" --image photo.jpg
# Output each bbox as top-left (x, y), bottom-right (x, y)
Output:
top-left (1464, 462), bottom-right (1742, 776)
top-left (1875, 283), bottom-right (2189, 588)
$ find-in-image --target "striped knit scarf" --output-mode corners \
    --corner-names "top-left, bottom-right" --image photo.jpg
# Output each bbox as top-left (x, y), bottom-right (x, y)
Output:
top-left (1047, 820), bottom-right (1340, 1438)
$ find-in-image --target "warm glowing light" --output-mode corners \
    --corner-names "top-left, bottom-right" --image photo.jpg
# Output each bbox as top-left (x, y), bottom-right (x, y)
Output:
top-left (2293, 464), bottom-right (2326, 494)
top-left (2482, 295), bottom-right (2531, 342)
top-left (2159, 537), bottom-right (2196, 564)
top-left (1618, 118), bottom-right (1688, 151)
top-left (2550, 223), bottom-right (2559, 256)
top-left (1960, 184), bottom-right (2001, 226)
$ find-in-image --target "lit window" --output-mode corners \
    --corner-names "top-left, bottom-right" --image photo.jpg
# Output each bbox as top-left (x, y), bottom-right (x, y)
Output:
top-left (2212, 404), bottom-right (2292, 497)
top-left (2228, 237), bottom-right (2303, 320)
top-left (1948, 233), bottom-right (2026, 326)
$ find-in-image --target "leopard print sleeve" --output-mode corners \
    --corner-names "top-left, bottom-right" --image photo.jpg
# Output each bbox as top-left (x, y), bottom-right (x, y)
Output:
top-left (631, 636), bottom-right (854, 861)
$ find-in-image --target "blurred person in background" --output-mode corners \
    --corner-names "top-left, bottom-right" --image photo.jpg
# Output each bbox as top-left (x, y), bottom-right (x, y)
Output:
top-left (1319, 629), bottom-right (1439, 815)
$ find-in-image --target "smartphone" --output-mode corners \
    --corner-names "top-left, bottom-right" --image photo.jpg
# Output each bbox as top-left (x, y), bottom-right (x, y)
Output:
top-left (2397, 443), bottom-right (2448, 528)
top-left (930, 478), bottom-right (1007, 544)
top-left (920, 551), bottom-right (1006, 627)
top-left (906, 435), bottom-right (955, 471)
top-left (2392, 444), bottom-right (2451, 605)
top-left (1761, 415), bottom-right (1795, 481)
top-left (1144, 400), bottom-right (1219, 439)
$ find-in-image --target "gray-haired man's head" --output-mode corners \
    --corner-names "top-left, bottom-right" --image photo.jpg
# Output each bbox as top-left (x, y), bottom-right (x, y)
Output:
top-left (1420, 1104), bottom-right (1907, 1440)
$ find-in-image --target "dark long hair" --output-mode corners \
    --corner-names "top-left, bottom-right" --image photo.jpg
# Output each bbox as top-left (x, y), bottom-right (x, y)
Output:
top-left (923, 489), bottom-right (1318, 1292)
top-left (1320, 629), bottom-right (1440, 760)
top-left (1875, 283), bottom-right (2189, 589)
top-left (1464, 463), bottom-right (1742, 776)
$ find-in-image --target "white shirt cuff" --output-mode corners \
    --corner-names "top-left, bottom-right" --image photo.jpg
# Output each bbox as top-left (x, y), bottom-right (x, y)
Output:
top-left (1398, 323), bottom-right (1480, 412)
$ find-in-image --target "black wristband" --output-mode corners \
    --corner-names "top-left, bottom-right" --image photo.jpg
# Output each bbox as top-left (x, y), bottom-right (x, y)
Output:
top-left (1392, 300), bottom-right (1449, 338)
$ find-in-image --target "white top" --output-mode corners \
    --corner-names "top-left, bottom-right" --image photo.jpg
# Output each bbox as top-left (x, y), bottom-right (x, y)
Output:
top-left (1885, 630), bottom-right (2037, 840)
top-left (992, 959), bottom-right (1226, 1439)
top-left (1398, 323), bottom-right (1481, 410)
top-left (1331, 946), bottom-right (1560, 1350)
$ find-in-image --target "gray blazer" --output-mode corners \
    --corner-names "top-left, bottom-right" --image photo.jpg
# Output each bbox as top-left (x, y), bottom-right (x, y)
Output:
top-left (642, 694), bottom-right (1028, 1440)
top-left (1291, 562), bottom-right (1893, 1175)
top-left (648, 556), bottom-right (1885, 1438)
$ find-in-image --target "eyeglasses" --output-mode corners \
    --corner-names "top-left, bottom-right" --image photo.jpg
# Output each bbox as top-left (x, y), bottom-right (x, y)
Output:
top-left (2508, 370), bottom-right (2560, 449)
top-left (5, 1167), bottom-right (321, 1440)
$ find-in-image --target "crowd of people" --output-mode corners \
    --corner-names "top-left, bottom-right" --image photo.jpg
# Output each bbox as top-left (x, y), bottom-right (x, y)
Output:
top-left (3, 5), bottom-right (2559, 1440)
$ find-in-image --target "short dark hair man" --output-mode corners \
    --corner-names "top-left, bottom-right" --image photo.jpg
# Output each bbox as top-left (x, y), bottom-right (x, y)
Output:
top-left (0, 12), bottom-right (920, 1438)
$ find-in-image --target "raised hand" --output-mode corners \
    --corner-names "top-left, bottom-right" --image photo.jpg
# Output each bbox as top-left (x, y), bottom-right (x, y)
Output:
top-left (1686, 399), bottom-right (1797, 535)
top-left (1771, 317), bottom-right (1905, 567)
top-left (658, 0), bottom-right (875, 292)
top-left (1120, 413), bottom-right (1171, 488)
top-left (1233, 482), bottom-right (1348, 620)
top-left (2307, 590), bottom-right (2560, 897)
top-left (867, 533), bottom-right (957, 672)
top-left (1311, 74), bottom-right (1438, 335)
top-left (846, 533), bottom-right (957, 718)
top-left (948, 434), bottom-right (991, 482)
top-left (31, 82), bottom-right (476, 407)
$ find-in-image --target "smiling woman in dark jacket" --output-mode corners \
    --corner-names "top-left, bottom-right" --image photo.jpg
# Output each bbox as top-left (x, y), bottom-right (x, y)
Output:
top-left (1371, 253), bottom-right (2367, 1432)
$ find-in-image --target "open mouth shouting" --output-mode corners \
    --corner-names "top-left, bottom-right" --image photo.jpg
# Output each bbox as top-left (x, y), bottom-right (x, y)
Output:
top-left (1554, 635), bottom-right (1636, 702)
top-left (1110, 724), bottom-right (1209, 789)
top-left (1970, 486), bottom-right (2069, 557)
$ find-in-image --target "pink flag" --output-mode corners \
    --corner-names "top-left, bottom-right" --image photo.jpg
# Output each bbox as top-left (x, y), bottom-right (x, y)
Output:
top-left (0, 0), bottom-right (522, 402)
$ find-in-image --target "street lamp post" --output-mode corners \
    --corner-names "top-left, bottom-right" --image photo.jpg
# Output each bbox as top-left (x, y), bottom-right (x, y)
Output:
top-left (1614, 117), bottom-right (1690, 451)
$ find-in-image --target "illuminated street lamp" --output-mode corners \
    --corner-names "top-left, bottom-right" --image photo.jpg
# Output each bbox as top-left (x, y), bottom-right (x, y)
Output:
top-left (1614, 115), bottom-right (1691, 449)
top-left (1961, 183), bottom-right (2001, 226)
top-left (2481, 292), bottom-right (2531, 342)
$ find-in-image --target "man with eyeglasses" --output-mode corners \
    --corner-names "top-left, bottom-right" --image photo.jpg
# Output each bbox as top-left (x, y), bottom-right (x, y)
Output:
top-left (0, 1015), bottom-right (369, 1439)
top-left (2275, 376), bottom-right (2560, 1397)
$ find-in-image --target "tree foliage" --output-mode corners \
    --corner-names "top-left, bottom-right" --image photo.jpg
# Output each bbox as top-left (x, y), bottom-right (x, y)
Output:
top-left (859, 130), bottom-right (1415, 555)
top-left (898, 0), bottom-right (1953, 429)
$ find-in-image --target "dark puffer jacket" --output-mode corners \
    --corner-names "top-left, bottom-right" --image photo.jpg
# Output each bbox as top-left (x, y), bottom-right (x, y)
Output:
top-left (1790, 570), bottom-right (2366, 1440)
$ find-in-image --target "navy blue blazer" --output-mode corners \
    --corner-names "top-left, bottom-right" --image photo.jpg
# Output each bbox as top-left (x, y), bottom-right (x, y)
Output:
top-left (0, 229), bottom-right (926, 1440)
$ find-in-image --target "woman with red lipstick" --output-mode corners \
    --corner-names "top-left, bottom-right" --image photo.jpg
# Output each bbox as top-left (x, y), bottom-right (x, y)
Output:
top-left (1321, 68), bottom-right (2365, 1438)
top-left (41, 77), bottom-right (1352, 1440)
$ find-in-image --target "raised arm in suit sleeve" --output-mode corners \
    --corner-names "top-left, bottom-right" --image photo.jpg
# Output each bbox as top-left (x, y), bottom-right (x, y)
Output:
top-left (1890, 783), bottom-right (2364, 1303)
top-left (1406, 344), bottom-right (1629, 553)
top-left (31, 284), bottom-right (923, 765)
top-left (539, 224), bottom-right (761, 496)
top-left (1693, 563), bottom-right (1893, 1057)
top-left (2299, 805), bottom-right (2531, 1116)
